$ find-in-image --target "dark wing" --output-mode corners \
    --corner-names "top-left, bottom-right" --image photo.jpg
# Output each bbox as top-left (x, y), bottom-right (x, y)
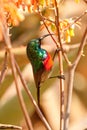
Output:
top-left (33, 68), bottom-right (45, 88)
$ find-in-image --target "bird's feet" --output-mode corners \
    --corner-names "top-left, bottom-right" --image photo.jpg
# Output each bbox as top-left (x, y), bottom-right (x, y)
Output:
top-left (49, 74), bottom-right (65, 80)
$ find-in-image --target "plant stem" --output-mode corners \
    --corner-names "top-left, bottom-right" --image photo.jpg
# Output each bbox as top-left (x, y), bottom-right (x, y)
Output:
top-left (0, 123), bottom-right (22, 130)
top-left (9, 51), bottom-right (34, 130)
top-left (54, 1), bottom-right (65, 130)
top-left (0, 8), bottom-right (33, 130)
top-left (0, 51), bottom-right (7, 84)
top-left (64, 10), bottom-right (87, 32)
top-left (64, 26), bottom-right (87, 130)
top-left (15, 60), bottom-right (52, 130)
top-left (0, 7), bottom-right (52, 130)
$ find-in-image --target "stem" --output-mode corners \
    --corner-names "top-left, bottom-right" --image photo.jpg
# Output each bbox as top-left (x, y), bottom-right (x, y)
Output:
top-left (64, 26), bottom-right (87, 130)
top-left (64, 10), bottom-right (87, 32)
top-left (54, 1), bottom-right (65, 130)
top-left (9, 51), bottom-right (33, 130)
top-left (0, 51), bottom-right (7, 84)
top-left (38, 10), bottom-right (60, 48)
top-left (40, 9), bottom-right (71, 66)
top-left (0, 6), bottom-right (52, 130)
top-left (41, 16), bottom-right (55, 24)
top-left (83, 0), bottom-right (87, 4)
top-left (74, 26), bottom-right (87, 66)
top-left (15, 60), bottom-right (52, 130)
top-left (0, 123), bottom-right (22, 130)
top-left (64, 67), bottom-right (75, 130)
top-left (0, 9), bottom-right (33, 130)
top-left (63, 43), bottom-right (81, 53)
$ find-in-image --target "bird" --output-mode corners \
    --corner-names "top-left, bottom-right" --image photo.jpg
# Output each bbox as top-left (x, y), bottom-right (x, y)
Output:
top-left (26, 34), bottom-right (54, 106)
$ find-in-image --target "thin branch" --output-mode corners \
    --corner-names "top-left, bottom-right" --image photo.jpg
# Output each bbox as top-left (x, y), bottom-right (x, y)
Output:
top-left (0, 8), bottom-right (33, 130)
top-left (83, 0), bottom-right (87, 4)
top-left (0, 6), bottom-right (52, 130)
top-left (40, 1), bottom-right (65, 129)
top-left (0, 123), bottom-right (22, 130)
top-left (64, 67), bottom-right (74, 130)
top-left (9, 52), bottom-right (34, 130)
top-left (64, 10), bottom-right (87, 32)
top-left (15, 60), bottom-right (52, 130)
top-left (64, 26), bottom-right (87, 130)
top-left (36, 0), bottom-right (60, 48)
top-left (0, 51), bottom-right (7, 84)
top-left (74, 26), bottom-right (87, 66)
top-left (39, 15), bottom-right (60, 48)
top-left (40, 15), bottom-right (55, 24)
top-left (0, 43), bottom-right (84, 59)
top-left (40, 11), bottom-right (71, 66)
top-left (54, 1), bottom-right (65, 130)
top-left (59, 0), bottom-right (65, 5)
top-left (63, 43), bottom-right (81, 53)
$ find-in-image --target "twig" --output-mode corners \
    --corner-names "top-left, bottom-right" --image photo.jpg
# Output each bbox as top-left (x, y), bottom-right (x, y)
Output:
top-left (59, 0), bottom-right (65, 5)
top-left (14, 60), bottom-right (52, 130)
top-left (0, 123), bottom-right (22, 130)
top-left (54, 1), bottom-right (65, 130)
top-left (9, 52), bottom-right (34, 130)
top-left (64, 10), bottom-right (87, 32)
top-left (63, 43), bottom-right (81, 53)
top-left (36, 0), bottom-right (59, 47)
top-left (40, 16), bottom-right (55, 24)
top-left (0, 51), bottom-right (7, 84)
top-left (40, 11), bottom-right (71, 66)
top-left (38, 9), bottom-right (60, 48)
top-left (0, 7), bottom-right (33, 130)
top-left (0, 6), bottom-right (52, 130)
top-left (74, 26), bottom-right (87, 66)
top-left (83, 0), bottom-right (87, 4)
top-left (39, 2), bottom-right (65, 129)
top-left (0, 43), bottom-right (84, 59)
top-left (64, 26), bottom-right (87, 130)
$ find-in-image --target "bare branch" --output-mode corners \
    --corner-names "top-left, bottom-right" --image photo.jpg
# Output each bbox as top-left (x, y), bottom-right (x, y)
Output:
top-left (74, 26), bottom-right (87, 67)
top-left (40, 15), bottom-right (55, 24)
top-left (0, 51), bottom-right (7, 84)
top-left (0, 123), bottom-right (22, 130)
top-left (54, 1), bottom-right (65, 130)
top-left (63, 43), bottom-right (81, 53)
top-left (64, 26), bottom-right (87, 130)
top-left (9, 52), bottom-right (34, 130)
top-left (0, 4), bottom-right (52, 129)
top-left (15, 60), bottom-right (52, 130)
top-left (64, 10), bottom-right (87, 32)
top-left (83, 0), bottom-right (87, 4)
top-left (0, 6), bottom-right (33, 130)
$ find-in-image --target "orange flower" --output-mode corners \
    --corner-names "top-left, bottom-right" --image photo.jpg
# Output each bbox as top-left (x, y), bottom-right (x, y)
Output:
top-left (4, 2), bottom-right (24, 26)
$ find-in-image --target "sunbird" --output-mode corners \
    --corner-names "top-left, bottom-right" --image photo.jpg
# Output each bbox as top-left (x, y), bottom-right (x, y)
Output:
top-left (26, 34), bottom-right (64, 106)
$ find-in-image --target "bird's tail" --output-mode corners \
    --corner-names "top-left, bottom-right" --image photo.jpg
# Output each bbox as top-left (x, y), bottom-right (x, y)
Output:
top-left (37, 84), bottom-right (40, 107)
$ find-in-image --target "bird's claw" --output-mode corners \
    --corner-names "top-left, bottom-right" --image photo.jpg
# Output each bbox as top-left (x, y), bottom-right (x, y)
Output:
top-left (49, 74), bottom-right (65, 80)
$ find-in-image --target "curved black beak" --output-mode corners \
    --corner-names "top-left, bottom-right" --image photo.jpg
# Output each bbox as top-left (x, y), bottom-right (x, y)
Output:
top-left (40, 33), bottom-right (55, 41)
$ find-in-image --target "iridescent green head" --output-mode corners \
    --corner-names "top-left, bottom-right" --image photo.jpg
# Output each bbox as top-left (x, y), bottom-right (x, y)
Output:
top-left (28, 39), bottom-right (40, 50)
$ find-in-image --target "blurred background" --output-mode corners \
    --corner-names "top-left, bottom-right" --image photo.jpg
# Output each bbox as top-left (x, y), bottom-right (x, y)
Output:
top-left (0, 0), bottom-right (87, 130)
